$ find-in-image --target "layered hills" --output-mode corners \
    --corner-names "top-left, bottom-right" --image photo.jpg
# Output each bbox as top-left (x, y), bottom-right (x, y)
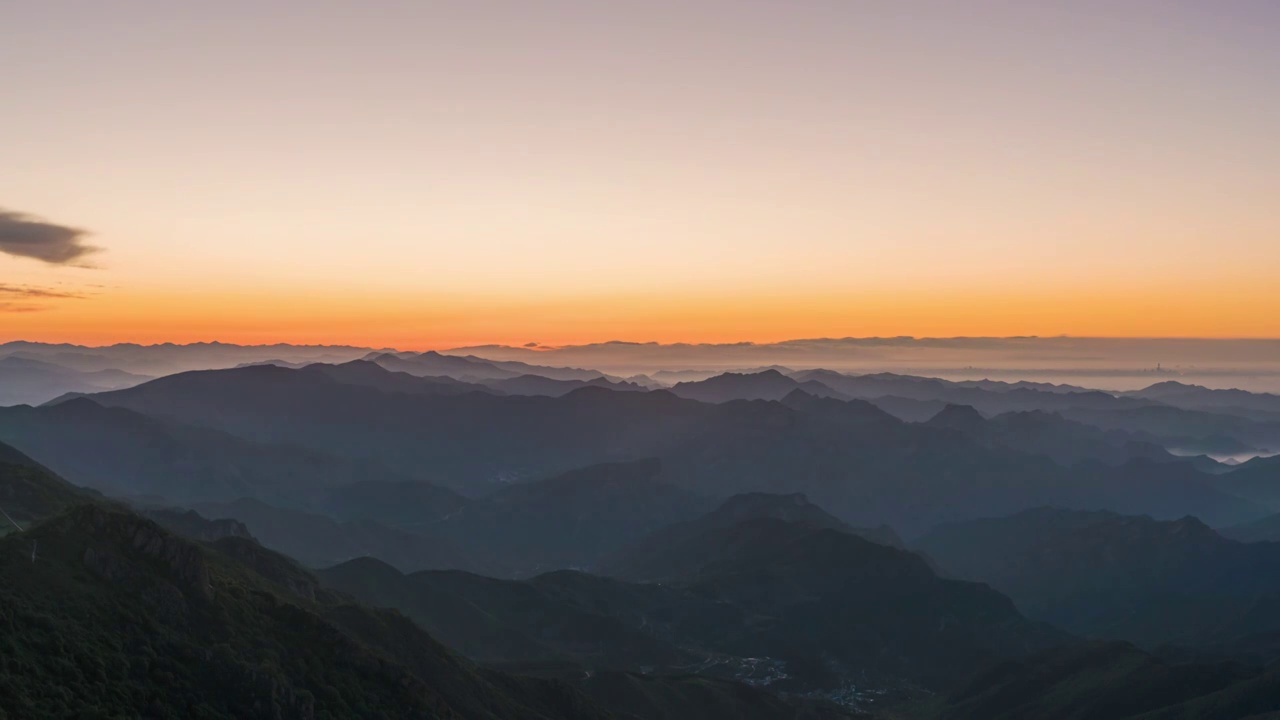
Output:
top-left (36, 363), bottom-right (1264, 536)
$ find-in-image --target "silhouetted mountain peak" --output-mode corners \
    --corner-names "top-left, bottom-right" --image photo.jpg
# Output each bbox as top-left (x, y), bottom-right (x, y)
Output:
top-left (669, 369), bottom-right (830, 403)
top-left (40, 394), bottom-right (106, 414)
top-left (311, 357), bottom-right (381, 372)
top-left (926, 403), bottom-right (986, 429)
top-left (779, 390), bottom-right (902, 427)
top-left (751, 368), bottom-right (787, 380)
top-left (779, 387), bottom-right (820, 404)
top-left (711, 491), bottom-right (849, 531)
top-left (699, 369), bottom-right (787, 385)
top-left (1144, 380), bottom-right (1202, 393)
top-left (327, 554), bottom-right (403, 580)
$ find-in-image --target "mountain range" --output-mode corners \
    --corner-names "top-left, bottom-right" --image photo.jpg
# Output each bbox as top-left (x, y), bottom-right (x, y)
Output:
top-left (6, 363), bottom-right (1268, 537)
top-left (11, 344), bottom-right (1280, 717)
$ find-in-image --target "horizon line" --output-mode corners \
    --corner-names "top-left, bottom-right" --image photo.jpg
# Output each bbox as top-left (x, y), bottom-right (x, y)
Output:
top-left (8, 334), bottom-right (1280, 353)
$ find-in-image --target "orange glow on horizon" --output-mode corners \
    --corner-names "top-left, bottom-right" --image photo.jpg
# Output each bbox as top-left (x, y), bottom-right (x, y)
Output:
top-left (6, 278), bottom-right (1279, 350)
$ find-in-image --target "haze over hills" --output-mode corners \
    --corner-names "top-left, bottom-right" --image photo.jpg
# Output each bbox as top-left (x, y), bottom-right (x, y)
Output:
top-left (443, 338), bottom-right (1280, 392)
top-left (366, 350), bottom-right (630, 384)
top-left (0, 355), bottom-right (150, 406)
top-left (922, 405), bottom-right (1182, 468)
top-left (34, 363), bottom-right (1266, 536)
top-left (1126, 381), bottom-right (1280, 419)
top-left (0, 396), bottom-right (431, 505)
top-left (9, 339), bottom-right (1280, 411)
top-left (0, 340), bottom-right (379, 376)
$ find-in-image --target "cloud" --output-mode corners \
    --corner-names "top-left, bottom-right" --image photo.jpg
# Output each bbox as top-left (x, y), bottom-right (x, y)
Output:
top-left (0, 284), bottom-right (88, 312)
top-left (0, 208), bottom-right (100, 265)
top-left (0, 284), bottom-right (85, 300)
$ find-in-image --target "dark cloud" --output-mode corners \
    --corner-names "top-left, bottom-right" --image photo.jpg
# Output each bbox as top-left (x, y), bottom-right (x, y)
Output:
top-left (0, 208), bottom-right (100, 265)
top-left (0, 303), bottom-right (45, 313)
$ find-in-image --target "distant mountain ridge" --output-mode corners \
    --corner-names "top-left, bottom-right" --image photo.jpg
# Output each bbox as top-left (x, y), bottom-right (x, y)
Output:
top-left (923, 404), bottom-right (1181, 467)
top-left (439, 338), bottom-right (1280, 380)
top-left (669, 369), bottom-right (848, 403)
top-left (1, 339), bottom-right (381, 375)
top-left (1127, 380), bottom-right (1280, 418)
top-left (0, 354), bottom-right (151, 406)
top-left (367, 350), bottom-right (628, 384)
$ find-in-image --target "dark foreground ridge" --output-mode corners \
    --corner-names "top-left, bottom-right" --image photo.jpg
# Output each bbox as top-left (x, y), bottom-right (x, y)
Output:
top-left (0, 501), bottom-right (616, 719)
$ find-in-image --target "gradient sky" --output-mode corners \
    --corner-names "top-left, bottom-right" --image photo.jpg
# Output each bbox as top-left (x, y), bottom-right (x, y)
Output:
top-left (3, 0), bottom-right (1279, 348)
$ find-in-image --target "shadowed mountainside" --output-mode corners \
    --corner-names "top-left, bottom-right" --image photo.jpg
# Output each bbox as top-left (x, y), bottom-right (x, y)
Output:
top-left (433, 459), bottom-right (716, 576)
top-left (917, 507), bottom-right (1280, 645)
top-left (923, 404), bottom-right (1180, 467)
top-left (0, 501), bottom-right (617, 719)
top-left (926, 640), bottom-right (1280, 720)
top-left (0, 440), bottom-right (98, 533)
top-left (601, 492), bottom-right (904, 582)
top-left (324, 512), bottom-right (1068, 698)
top-left (189, 497), bottom-right (485, 574)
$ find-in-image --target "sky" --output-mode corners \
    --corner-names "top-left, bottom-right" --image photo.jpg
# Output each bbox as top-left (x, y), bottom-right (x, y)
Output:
top-left (2, 0), bottom-right (1279, 348)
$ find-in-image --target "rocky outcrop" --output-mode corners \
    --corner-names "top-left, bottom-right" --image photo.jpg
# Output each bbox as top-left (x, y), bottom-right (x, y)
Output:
top-left (143, 507), bottom-right (256, 543)
top-left (77, 505), bottom-right (212, 600)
